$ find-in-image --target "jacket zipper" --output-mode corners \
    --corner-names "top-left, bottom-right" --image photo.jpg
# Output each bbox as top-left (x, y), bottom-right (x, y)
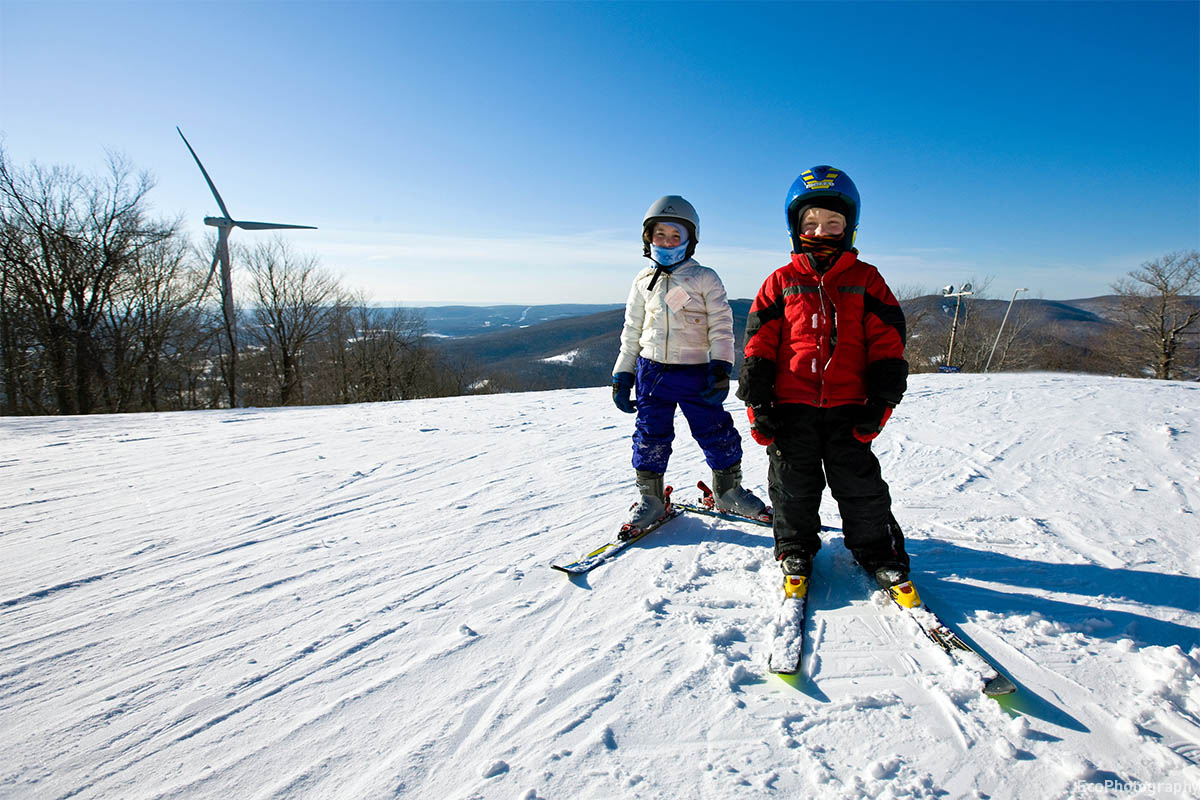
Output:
top-left (817, 268), bottom-right (835, 407)
top-left (662, 272), bottom-right (670, 359)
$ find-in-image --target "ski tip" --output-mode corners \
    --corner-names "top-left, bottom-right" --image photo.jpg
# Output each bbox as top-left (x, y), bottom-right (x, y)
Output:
top-left (983, 675), bottom-right (1018, 697)
top-left (768, 659), bottom-right (800, 676)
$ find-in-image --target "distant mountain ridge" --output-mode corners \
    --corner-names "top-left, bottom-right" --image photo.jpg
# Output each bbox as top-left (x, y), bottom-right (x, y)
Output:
top-left (431, 298), bottom-right (737, 389)
top-left (426, 296), bottom-right (1199, 389)
top-left (408, 304), bottom-right (624, 338)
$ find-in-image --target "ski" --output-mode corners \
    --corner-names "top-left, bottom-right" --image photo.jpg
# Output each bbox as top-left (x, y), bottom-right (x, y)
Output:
top-left (675, 480), bottom-right (773, 526)
top-left (677, 482), bottom-right (841, 532)
top-left (882, 580), bottom-right (1017, 697)
top-left (761, 571), bottom-right (1016, 694)
top-left (677, 501), bottom-right (772, 527)
top-left (767, 574), bottom-right (810, 674)
top-left (551, 488), bottom-right (681, 576)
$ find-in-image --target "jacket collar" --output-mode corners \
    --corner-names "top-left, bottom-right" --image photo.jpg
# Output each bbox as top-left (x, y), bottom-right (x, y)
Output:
top-left (790, 250), bottom-right (858, 279)
top-left (644, 256), bottom-right (695, 291)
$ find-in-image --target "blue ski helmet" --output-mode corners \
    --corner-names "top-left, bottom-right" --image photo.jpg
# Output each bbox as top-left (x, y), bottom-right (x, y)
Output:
top-left (785, 166), bottom-right (860, 253)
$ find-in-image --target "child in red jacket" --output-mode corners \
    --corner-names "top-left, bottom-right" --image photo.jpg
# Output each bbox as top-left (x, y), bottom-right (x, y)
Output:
top-left (737, 166), bottom-right (910, 589)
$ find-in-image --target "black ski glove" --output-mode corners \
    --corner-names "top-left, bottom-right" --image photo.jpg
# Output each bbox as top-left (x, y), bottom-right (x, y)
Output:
top-left (853, 399), bottom-right (893, 443)
top-left (747, 404), bottom-right (777, 446)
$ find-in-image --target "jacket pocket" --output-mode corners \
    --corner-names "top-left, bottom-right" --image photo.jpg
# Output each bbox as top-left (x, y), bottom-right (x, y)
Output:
top-left (678, 312), bottom-right (710, 362)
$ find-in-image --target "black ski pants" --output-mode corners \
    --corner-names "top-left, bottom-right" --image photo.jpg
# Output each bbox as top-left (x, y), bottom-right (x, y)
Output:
top-left (767, 403), bottom-right (909, 570)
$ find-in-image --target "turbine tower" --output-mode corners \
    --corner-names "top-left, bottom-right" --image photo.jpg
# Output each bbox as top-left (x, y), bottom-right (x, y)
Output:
top-left (177, 127), bottom-right (316, 408)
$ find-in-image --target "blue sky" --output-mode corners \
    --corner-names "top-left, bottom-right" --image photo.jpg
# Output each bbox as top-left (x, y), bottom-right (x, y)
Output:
top-left (2, 1), bottom-right (1197, 305)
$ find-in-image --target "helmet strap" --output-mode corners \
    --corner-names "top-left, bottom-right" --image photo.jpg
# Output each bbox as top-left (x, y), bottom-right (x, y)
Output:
top-left (644, 253), bottom-right (684, 290)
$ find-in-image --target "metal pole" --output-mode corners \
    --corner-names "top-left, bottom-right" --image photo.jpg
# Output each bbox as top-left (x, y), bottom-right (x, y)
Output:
top-left (942, 284), bottom-right (973, 370)
top-left (218, 227), bottom-right (238, 408)
top-left (947, 295), bottom-right (962, 367)
top-left (985, 287), bottom-right (1028, 373)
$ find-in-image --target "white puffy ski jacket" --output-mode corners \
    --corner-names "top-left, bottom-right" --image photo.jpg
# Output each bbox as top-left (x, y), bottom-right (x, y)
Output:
top-left (613, 258), bottom-right (736, 375)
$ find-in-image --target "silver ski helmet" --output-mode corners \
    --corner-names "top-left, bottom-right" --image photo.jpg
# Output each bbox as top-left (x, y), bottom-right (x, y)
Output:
top-left (642, 195), bottom-right (699, 260)
top-left (785, 166), bottom-right (860, 253)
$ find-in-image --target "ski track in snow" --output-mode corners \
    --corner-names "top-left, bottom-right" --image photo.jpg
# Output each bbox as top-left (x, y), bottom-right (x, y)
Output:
top-left (1, 374), bottom-right (1199, 799)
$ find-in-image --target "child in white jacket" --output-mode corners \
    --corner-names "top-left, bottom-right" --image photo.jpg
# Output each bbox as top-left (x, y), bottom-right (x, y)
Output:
top-left (611, 195), bottom-right (767, 535)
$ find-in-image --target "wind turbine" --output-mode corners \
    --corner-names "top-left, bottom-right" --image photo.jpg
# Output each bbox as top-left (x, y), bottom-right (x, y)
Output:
top-left (177, 127), bottom-right (316, 408)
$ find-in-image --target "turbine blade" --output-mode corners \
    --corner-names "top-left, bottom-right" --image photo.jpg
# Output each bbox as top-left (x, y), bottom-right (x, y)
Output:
top-left (199, 244), bottom-right (221, 298)
top-left (233, 221), bottom-right (318, 231)
top-left (177, 127), bottom-right (233, 221)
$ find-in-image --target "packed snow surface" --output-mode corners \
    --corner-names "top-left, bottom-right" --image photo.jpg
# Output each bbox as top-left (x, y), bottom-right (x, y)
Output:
top-left (2, 373), bottom-right (1199, 799)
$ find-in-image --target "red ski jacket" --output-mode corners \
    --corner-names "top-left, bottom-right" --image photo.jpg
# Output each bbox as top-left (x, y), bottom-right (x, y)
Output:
top-left (738, 251), bottom-right (908, 409)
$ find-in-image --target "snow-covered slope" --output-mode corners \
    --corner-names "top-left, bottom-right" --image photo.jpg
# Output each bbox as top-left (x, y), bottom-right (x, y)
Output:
top-left (2, 374), bottom-right (1198, 799)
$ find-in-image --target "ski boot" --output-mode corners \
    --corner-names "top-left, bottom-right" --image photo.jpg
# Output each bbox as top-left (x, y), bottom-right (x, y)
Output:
top-left (711, 462), bottom-right (769, 520)
top-left (872, 565), bottom-right (909, 589)
top-left (778, 552), bottom-right (812, 599)
top-left (869, 563), bottom-right (921, 608)
top-left (620, 470), bottom-right (669, 541)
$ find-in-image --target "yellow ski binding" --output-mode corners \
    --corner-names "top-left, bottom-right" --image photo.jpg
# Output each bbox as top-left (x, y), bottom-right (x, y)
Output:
top-left (782, 574), bottom-right (809, 599)
top-left (887, 580), bottom-right (922, 609)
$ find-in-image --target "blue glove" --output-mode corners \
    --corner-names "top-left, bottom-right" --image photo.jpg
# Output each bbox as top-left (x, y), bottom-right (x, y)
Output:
top-left (700, 360), bottom-right (732, 406)
top-left (612, 372), bottom-right (636, 413)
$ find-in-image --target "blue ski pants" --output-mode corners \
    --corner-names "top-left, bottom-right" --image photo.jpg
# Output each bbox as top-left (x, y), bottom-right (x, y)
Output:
top-left (632, 357), bottom-right (743, 474)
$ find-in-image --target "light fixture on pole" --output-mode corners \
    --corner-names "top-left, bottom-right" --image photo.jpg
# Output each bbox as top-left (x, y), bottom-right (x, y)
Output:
top-left (943, 282), bottom-right (974, 370)
top-left (985, 287), bottom-right (1028, 373)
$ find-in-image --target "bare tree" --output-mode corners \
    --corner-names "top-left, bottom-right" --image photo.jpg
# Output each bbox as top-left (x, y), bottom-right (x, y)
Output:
top-left (895, 285), bottom-right (937, 373)
top-left (101, 235), bottom-right (210, 410)
top-left (0, 249), bottom-right (43, 413)
top-left (982, 306), bottom-right (1036, 372)
top-left (245, 239), bottom-right (345, 405)
top-left (1111, 250), bottom-right (1200, 380)
top-left (322, 293), bottom-right (362, 405)
top-left (953, 285), bottom-right (1041, 373)
top-left (0, 147), bottom-right (178, 413)
top-left (0, 147), bottom-right (514, 413)
top-left (310, 294), bottom-right (446, 404)
top-left (351, 304), bottom-right (431, 402)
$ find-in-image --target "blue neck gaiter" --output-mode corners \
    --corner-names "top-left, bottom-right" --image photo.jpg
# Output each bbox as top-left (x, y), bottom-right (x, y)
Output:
top-left (650, 243), bottom-right (688, 268)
